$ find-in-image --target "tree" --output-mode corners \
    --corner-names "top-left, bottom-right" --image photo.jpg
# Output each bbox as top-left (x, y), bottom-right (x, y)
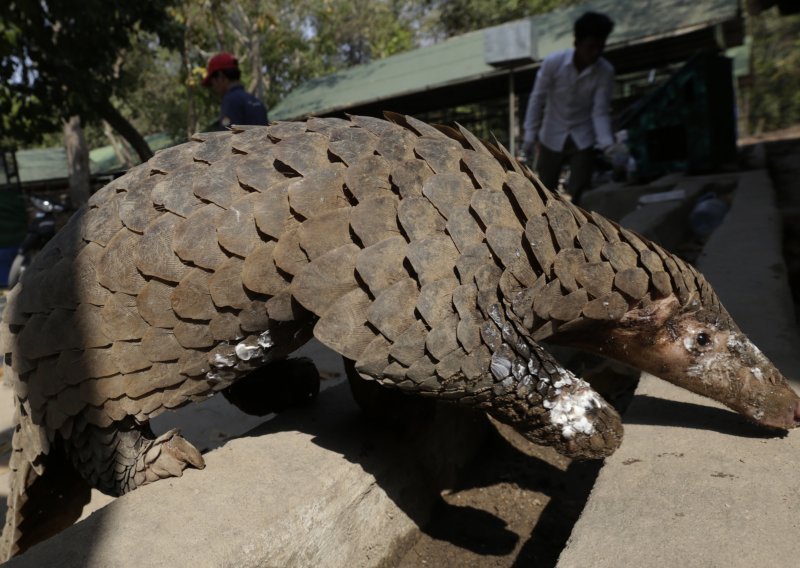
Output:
top-left (3, 0), bottom-right (434, 156)
top-left (423, 0), bottom-right (578, 38)
top-left (0, 0), bottom-right (181, 160)
top-left (115, 26), bottom-right (215, 142)
top-left (748, 8), bottom-right (800, 133)
top-left (301, 0), bottom-right (417, 69)
top-left (63, 116), bottom-right (91, 205)
top-left (159, 0), bottom-right (421, 119)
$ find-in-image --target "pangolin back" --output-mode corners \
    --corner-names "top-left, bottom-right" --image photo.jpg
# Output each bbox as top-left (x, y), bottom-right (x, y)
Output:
top-left (1, 113), bottom-right (636, 435)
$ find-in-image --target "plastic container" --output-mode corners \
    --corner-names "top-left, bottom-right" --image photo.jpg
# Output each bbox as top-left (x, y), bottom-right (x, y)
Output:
top-left (626, 156), bottom-right (638, 184)
top-left (689, 192), bottom-right (728, 238)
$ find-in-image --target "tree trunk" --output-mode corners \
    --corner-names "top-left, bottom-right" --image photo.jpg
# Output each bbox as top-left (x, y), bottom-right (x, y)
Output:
top-left (210, 0), bottom-right (228, 49)
top-left (102, 120), bottom-right (138, 170)
top-left (231, 0), bottom-right (267, 106)
top-left (63, 116), bottom-right (91, 207)
top-left (247, 0), bottom-right (265, 104)
top-left (181, 4), bottom-right (199, 138)
top-left (183, 54), bottom-right (198, 138)
top-left (96, 100), bottom-right (153, 162)
top-left (249, 32), bottom-right (265, 103)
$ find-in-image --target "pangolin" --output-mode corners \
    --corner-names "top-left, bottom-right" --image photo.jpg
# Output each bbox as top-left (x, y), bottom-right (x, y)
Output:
top-left (1, 113), bottom-right (798, 558)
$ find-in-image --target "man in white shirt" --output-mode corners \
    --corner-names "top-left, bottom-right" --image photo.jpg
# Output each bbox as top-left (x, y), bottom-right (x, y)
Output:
top-left (521, 12), bottom-right (615, 203)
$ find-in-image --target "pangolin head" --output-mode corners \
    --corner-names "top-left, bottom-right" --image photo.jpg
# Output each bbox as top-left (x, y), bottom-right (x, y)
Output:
top-left (581, 291), bottom-right (800, 432)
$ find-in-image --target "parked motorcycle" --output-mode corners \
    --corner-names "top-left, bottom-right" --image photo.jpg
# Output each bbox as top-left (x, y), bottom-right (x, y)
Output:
top-left (6, 194), bottom-right (68, 288)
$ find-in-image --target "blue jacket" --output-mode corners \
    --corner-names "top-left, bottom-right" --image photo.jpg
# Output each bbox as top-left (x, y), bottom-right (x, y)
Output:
top-left (219, 85), bottom-right (268, 128)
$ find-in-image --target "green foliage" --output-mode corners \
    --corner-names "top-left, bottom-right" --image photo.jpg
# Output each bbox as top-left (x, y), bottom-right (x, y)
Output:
top-left (1, 0), bottom-right (583, 151)
top-left (115, 0), bottom-right (424, 136)
top-left (0, 0), bottom-right (181, 146)
top-left (748, 9), bottom-right (800, 133)
top-left (424, 0), bottom-right (578, 37)
top-left (302, 0), bottom-right (417, 69)
top-left (115, 30), bottom-right (215, 141)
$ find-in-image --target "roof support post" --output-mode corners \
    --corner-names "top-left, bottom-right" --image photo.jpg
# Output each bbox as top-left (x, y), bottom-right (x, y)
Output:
top-left (508, 69), bottom-right (517, 156)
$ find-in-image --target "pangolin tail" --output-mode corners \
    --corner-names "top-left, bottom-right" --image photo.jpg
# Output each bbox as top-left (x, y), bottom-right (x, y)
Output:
top-left (1, 407), bottom-right (91, 560)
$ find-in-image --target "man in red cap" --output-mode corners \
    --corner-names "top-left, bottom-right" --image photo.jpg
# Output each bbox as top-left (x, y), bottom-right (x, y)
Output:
top-left (202, 52), bottom-right (268, 129)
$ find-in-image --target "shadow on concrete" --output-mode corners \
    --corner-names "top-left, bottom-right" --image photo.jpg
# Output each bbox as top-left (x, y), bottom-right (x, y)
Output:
top-left (513, 459), bottom-right (602, 568)
top-left (2, 199), bottom-right (94, 558)
top-left (239, 382), bottom-right (592, 557)
top-left (387, 416), bottom-right (604, 566)
top-left (624, 395), bottom-right (785, 439)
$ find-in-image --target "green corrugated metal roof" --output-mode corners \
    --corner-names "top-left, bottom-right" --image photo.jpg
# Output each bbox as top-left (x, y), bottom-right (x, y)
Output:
top-left (271, 0), bottom-right (741, 120)
top-left (15, 132), bottom-right (178, 184)
top-left (271, 28), bottom-right (489, 121)
top-left (16, 146), bottom-right (70, 184)
top-left (87, 132), bottom-right (177, 174)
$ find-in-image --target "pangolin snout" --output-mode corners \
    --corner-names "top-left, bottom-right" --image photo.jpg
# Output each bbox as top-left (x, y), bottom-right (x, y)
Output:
top-left (779, 393), bottom-right (800, 429)
top-left (777, 398), bottom-right (800, 429)
top-left (752, 397), bottom-right (800, 430)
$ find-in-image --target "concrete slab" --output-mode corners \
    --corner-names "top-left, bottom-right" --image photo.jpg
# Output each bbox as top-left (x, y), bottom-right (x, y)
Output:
top-left (1, 339), bottom-right (352, 527)
top-left (617, 176), bottom-right (712, 250)
top-left (557, 169), bottom-right (800, 568)
top-left (3, 362), bottom-right (487, 567)
top-left (580, 172), bottom-right (694, 223)
top-left (558, 374), bottom-right (800, 568)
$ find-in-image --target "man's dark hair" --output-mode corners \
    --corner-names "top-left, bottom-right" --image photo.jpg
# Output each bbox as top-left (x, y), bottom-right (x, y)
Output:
top-left (216, 67), bottom-right (241, 82)
top-left (574, 11), bottom-right (614, 42)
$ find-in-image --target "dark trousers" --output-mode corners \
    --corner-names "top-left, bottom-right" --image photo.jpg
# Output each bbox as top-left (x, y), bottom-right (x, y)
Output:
top-left (535, 136), bottom-right (594, 203)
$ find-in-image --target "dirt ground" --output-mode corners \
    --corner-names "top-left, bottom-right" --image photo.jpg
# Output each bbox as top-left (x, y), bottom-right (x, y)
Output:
top-left (395, 420), bottom-right (600, 568)
top-left (394, 361), bottom-right (638, 568)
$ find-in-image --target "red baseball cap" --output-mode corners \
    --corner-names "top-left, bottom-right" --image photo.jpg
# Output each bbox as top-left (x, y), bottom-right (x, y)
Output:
top-left (202, 53), bottom-right (238, 86)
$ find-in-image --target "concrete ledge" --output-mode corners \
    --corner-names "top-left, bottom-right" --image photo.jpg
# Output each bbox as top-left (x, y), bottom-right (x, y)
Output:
top-left (5, 385), bottom-right (487, 567)
top-left (697, 169), bottom-right (800, 376)
top-left (558, 374), bottom-right (800, 568)
top-left (579, 172), bottom-right (685, 222)
top-left (618, 175), bottom-right (739, 251)
top-left (582, 173), bottom-right (738, 251)
top-left (557, 169), bottom-right (800, 567)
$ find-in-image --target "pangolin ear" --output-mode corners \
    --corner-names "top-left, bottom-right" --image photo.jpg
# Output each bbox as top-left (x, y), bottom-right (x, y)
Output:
top-left (621, 295), bottom-right (682, 329)
top-left (682, 291), bottom-right (702, 312)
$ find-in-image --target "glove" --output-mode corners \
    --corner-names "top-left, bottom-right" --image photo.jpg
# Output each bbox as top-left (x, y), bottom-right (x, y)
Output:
top-left (519, 138), bottom-right (535, 162)
top-left (603, 142), bottom-right (628, 159)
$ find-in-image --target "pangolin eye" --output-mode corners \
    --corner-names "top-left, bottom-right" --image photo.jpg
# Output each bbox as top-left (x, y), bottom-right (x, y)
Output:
top-left (696, 332), bottom-right (711, 347)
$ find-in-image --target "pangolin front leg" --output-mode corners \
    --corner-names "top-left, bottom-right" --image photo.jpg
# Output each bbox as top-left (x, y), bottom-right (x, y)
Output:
top-left (350, 298), bottom-right (622, 459)
top-left (477, 304), bottom-right (622, 457)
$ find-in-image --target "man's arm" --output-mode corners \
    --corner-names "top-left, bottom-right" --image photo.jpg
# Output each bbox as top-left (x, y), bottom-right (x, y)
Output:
top-left (591, 66), bottom-right (615, 150)
top-left (220, 93), bottom-right (246, 128)
top-left (522, 58), bottom-right (553, 151)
